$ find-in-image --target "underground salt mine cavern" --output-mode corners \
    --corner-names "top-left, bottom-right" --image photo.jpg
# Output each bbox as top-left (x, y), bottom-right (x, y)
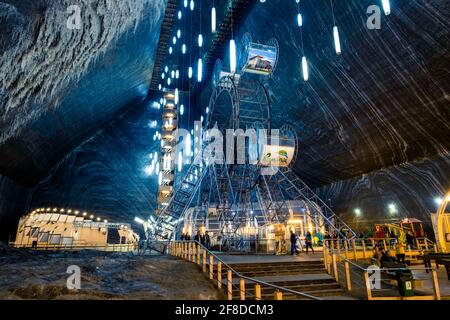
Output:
top-left (0, 0), bottom-right (449, 309)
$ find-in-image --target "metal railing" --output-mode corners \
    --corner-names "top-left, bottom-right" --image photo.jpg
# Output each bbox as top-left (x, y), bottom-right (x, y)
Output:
top-left (165, 240), bottom-right (322, 301)
top-left (9, 242), bottom-right (136, 252)
top-left (322, 241), bottom-right (443, 300)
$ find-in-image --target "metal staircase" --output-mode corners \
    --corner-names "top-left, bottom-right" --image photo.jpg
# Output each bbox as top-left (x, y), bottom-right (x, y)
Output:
top-left (276, 167), bottom-right (356, 239)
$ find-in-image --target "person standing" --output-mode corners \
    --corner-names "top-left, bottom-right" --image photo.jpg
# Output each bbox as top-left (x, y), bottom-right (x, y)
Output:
top-left (204, 231), bottom-right (211, 249)
top-left (305, 231), bottom-right (314, 254)
top-left (194, 231), bottom-right (202, 243)
top-left (290, 230), bottom-right (297, 255)
top-left (396, 240), bottom-right (406, 264)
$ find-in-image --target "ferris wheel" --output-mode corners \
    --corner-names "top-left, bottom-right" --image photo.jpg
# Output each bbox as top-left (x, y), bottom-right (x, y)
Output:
top-left (148, 35), bottom-right (355, 242)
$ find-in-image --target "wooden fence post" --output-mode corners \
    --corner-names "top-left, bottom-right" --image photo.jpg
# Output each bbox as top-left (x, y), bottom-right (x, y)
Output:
top-left (344, 261), bottom-right (352, 292)
top-left (202, 250), bottom-right (207, 273)
top-left (209, 255), bottom-right (214, 280)
top-left (353, 240), bottom-right (357, 261)
top-left (255, 284), bottom-right (261, 300)
top-left (227, 270), bottom-right (233, 300)
top-left (197, 245), bottom-right (201, 265)
top-left (332, 254), bottom-right (338, 281)
top-left (431, 270), bottom-right (441, 300)
top-left (323, 244), bottom-right (328, 269)
top-left (362, 241), bottom-right (366, 259)
top-left (364, 271), bottom-right (372, 300)
top-left (239, 279), bottom-right (245, 300)
top-left (274, 290), bottom-right (283, 300)
top-left (217, 262), bottom-right (222, 289)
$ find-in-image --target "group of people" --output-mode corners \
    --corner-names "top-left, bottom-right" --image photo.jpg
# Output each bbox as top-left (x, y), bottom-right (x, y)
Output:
top-left (289, 230), bottom-right (315, 255)
top-left (181, 230), bottom-right (211, 249)
top-left (373, 239), bottom-right (407, 268)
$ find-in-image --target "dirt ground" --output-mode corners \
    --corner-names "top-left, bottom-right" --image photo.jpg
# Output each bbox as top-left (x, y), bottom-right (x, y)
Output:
top-left (0, 243), bottom-right (224, 300)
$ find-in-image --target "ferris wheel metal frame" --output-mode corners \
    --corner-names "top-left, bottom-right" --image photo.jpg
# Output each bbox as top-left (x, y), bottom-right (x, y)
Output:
top-left (148, 35), bottom-right (356, 242)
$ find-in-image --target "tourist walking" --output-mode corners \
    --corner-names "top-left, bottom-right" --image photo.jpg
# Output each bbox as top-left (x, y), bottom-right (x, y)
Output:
top-left (305, 231), bottom-right (314, 253)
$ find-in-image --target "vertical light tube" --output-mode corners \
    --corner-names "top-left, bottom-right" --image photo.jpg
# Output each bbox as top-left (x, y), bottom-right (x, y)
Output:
top-left (182, 44), bottom-right (186, 54)
top-left (188, 66), bottom-right (193, 78)
top-left (198, 34), bottom-right (203, 47)
top-left (185, 133), bottom-right (191, 156)
top-left (211, 7), bottom-right (217, 33)
top-left (297, 13), bottom-right (303, 27)
top-left (230, 39), bottom-right (236, 73)
top-left (178, 151), bottom-right (183, 172)
top-left (302, 56), bottom-right (309, 81)
top-left (180, 104), bottom-right (184, 115)
top-left (190, 0), bottom-right (194, 11)
top-left (197, 58), bottom-right (203, 82)
top-left (382, 0), bottom-right (391, 15)
top-left (333, 26), bottom-right (341, 55)
top-left (175, 88), bottom-right (179, 105)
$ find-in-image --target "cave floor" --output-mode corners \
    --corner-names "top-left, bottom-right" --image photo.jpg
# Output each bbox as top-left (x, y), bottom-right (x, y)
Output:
top-left (0, 244), bottom-right (224, 300)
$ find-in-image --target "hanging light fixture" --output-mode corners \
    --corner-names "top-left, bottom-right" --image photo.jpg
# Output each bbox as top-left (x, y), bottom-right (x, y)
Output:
top-left (169, 47), bottom-right (173, 54)
top-left (188, 66), bottom-right (193, 78)
top-left (180, 104), bottom-right (184, 115)
top-left (333, 26), bottom-right (341, 55)
top-left (197, 58), bottom-right (203, 82)
top-left (184, 0), bottom-right (188, 8)
top-left (178, 10), bottom-right (182, 19)
top-left (182, 44), bottom-right (186, 54)
top-left (297, 13), bottom-right (303, 27)
top-left (230, 39), bottom-right (237, 73)
top-left (172, 36), bottom-right (177, 45)
top-left (330, 0), bottom-right (341, 55)
top-left (211, 6), bottom-right (217, 33)
top-left (176, 70), bottom-right (180, 79)
top-left (178, 152), bottom-right (183, 172)
top-left (381, 0), bottom-right (391, 15)
top-left (190, 0), bottom-right (194, 11)
top-left (175, 88), bottom-right (179, 104)
top-left (198, 34), bottom-right (203, 47)
top-left (177, 29), bottom-right (181, 38)
top-left (302, 56), bottom-right (309, 81)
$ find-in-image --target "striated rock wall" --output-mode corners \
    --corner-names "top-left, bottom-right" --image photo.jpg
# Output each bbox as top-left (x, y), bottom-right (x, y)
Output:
top-left (0, 0), bottom-right (161, 143)
top-left (0, 0), bottom-right (166, 186)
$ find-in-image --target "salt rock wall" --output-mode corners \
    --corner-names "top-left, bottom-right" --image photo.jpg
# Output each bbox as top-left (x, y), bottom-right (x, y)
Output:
top-left (27, 100), bottom-right (161, 234)
top-left (0, 0), bottom-right (166, 186)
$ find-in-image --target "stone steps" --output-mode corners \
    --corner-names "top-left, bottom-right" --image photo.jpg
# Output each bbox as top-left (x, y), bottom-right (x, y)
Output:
top-left (212, 259), bottom-right (348, 300)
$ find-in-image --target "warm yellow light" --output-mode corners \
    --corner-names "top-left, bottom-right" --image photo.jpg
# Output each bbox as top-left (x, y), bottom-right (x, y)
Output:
top-left (288, 219), bottom-right (303, 224)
